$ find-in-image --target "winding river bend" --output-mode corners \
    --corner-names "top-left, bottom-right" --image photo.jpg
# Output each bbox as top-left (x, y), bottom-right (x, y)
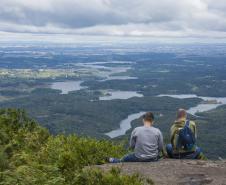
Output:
top-left (106, 94), bottom-right (226, 138)
top-left (105, 112), bottom-right (146, 138)
top-left (157, 94), bottom-right (226, 115)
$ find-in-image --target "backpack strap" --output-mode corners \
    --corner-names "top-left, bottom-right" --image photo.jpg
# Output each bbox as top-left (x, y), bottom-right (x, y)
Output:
top-left (184, 119), bottom-right (196, 150)
top-left (185, 120), bottom-right (190, 127)
top-left (176, 120), bottom-right (191, 150)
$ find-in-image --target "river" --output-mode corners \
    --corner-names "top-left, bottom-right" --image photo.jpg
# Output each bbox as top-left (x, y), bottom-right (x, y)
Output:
top-left (157, 94), bottom-right (226, 115)
top-left (76, 61), bottom-right (138, 81)
top-left (106, 94), bottom-right (226, 138)
top-left (105, 112), bottom-right (146, 138)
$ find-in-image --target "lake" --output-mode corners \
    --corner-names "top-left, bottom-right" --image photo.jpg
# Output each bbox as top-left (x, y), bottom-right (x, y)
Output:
top-left (99, 90), bottom-right (143, 100)
top-left (51, 81), bottom-right (84, 94)
top-left (105, 112), bottom-right (146, 138)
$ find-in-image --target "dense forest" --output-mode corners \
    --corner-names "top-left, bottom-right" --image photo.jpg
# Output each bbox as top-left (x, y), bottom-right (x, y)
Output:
top-left (1, 43), bottom-right (226, 159)
top-left (0, 108), bottom-right (153, 185)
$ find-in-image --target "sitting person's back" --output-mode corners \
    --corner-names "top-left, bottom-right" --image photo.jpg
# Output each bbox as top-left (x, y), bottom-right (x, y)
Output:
top-left (170, 117), bottom-right (196, 153)
top-left (131, 126), bottom-right (163, 160)
top-left (166, 109), bottom-right (206, 159)
top-left (109, 112), bottom-right (163, 163)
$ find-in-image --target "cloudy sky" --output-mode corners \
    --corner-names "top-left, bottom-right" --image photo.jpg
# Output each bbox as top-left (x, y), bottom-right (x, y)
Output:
top-left (1, 0), bottom-right (226, 41)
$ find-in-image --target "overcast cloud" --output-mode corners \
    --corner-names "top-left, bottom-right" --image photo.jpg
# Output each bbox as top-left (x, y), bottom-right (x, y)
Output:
top-left (0, 0), bottom-right (226, 39)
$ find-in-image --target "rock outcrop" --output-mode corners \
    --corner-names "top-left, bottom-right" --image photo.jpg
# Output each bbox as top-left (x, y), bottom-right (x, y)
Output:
top-left (97, 159), bottom-right (226, 185)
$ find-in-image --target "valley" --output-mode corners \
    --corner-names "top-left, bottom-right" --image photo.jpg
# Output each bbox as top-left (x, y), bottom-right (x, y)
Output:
top-left (0, 42), bottom-right (226, 159)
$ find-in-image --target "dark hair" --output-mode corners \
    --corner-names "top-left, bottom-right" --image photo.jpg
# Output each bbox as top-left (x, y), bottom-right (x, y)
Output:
top-left (143, 112), bottom-right (154, 122)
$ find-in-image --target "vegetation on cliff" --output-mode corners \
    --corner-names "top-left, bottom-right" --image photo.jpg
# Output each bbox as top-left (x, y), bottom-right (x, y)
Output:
top-left (0, 108), bottom-right (153, 185)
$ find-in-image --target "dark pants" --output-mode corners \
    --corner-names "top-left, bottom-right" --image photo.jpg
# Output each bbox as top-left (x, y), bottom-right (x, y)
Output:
top-left (121, 153), bottom-right (158, 162)
top-left (166, 144), bottom-right (202, 159)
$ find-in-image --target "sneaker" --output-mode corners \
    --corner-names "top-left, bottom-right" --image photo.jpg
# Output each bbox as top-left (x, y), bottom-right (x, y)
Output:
top-left (108, 157), bottom-right (121, 163)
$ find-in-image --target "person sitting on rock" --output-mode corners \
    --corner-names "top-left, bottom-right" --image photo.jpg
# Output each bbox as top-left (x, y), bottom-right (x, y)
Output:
top-left (109, 112), bottom-right (164, 163)
top-left (166, 109), bottom-right (206, 159)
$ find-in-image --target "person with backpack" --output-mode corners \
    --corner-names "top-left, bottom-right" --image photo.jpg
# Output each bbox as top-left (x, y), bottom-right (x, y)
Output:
top-left (166, 109), bottom-right (206, 159)
top-left (109, 112), bottom-right (164, 163)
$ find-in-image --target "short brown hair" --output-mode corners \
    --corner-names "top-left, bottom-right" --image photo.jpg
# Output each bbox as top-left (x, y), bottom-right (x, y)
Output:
top-left (177, 109), bottom-right (187, 120)
top-left (143, 112), bottom-right (154, 122)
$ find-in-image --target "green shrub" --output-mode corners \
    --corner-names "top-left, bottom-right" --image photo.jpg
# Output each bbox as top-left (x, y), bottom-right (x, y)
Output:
top-left (73, 167), bottom-right (154, 185)
top-left (38, 134), bottom-right (126, 181)
top-left (0, 108), bottom-right (153, 185)
top-left (0, 149), bottom-right (9, 171)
